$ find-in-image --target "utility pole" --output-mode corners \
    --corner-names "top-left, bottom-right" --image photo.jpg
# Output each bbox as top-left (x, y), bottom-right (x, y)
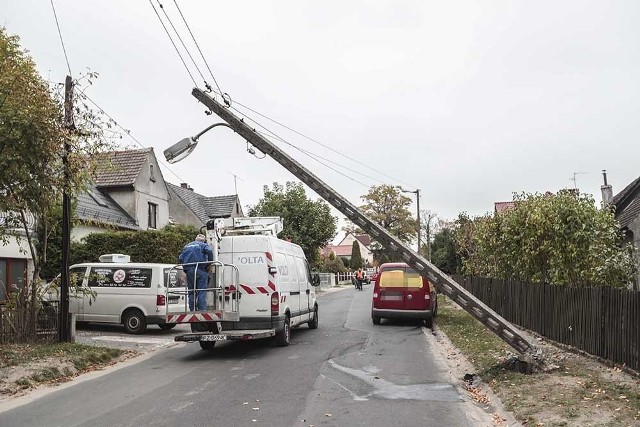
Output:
top-left (59, 75), bottom-right (74, 342)
top-left (400, 188), bottom-right (421, 253)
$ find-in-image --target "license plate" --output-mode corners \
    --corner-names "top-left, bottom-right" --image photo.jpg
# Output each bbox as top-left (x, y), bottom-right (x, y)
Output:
top-left (200, 334), bottom-right (227, 341)
top-left (168, 296), bottom-right (180, 304)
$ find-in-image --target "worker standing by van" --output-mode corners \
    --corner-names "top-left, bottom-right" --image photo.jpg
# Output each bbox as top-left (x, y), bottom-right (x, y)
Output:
top-left (179, 234), bottom-right (214, 311)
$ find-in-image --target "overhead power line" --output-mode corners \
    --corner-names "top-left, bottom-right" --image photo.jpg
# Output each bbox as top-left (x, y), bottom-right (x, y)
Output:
top-left (80, 93), bottom-right (187, 183)
top-left (148, 0), bottom-right (198, 87)
top-left (172, 0), bottom-right (223, 94)
top-left (50, 0), bottom-right (72, 76)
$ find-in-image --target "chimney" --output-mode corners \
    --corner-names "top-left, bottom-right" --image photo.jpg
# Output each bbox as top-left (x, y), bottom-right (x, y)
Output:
top-left (601, 170), bottom-right (613, 205)
top-left (180, 183), bottom-right (189, 189)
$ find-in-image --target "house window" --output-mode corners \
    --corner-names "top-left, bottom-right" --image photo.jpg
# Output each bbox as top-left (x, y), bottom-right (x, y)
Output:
top-left (0, 258), bottom-right (27, 302)
top-left (149, 164), bottom-right (156, 182)
top-left (148, 202), bottom-right (158, 229)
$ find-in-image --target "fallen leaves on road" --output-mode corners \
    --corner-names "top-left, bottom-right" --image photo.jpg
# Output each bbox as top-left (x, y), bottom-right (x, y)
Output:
top-left (465, 384), bottom-right (490, 404)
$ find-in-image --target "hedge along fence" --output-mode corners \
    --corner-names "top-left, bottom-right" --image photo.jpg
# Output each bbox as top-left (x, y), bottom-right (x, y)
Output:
top-left (452, 275), bottom-right (639, 373)
top-left (71, 224), bottom-right (200, 265)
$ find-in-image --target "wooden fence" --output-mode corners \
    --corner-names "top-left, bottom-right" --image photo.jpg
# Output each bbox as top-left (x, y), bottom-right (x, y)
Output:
top-left (452, 276), bottom-right (639, 372)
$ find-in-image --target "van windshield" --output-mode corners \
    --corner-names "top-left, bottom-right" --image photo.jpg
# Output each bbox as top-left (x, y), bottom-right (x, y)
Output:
top-left (378, 267), bottom-right (423, 288)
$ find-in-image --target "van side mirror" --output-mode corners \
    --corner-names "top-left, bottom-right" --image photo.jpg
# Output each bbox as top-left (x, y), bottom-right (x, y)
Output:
top-left (312, 273), bottom-right (321, 287)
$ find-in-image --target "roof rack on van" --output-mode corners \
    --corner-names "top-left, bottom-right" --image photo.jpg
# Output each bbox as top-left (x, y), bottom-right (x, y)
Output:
top-left (225, 217), bottom-right (283, 237)
top-left (99, 254), bottom-right (130, 263)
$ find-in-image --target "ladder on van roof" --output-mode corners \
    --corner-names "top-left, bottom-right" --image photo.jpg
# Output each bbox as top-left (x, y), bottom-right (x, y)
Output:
top-left (191, 88), bottom-right (541, 365)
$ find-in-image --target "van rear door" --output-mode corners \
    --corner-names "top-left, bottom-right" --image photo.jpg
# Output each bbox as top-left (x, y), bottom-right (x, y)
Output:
top-left (220, 251), bottom-right (271, 316)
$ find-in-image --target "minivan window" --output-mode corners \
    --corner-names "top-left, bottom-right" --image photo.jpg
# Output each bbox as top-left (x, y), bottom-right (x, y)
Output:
top-left (378, 267), bottom-right (423, 288)
top-left (88, 267), bottom-right (152, 288)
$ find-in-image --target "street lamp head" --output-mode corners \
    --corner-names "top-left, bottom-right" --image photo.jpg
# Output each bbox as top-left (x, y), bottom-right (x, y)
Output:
top-left (164, 137), bottom-right (198, 164)
top-left (165, 122), bottom-right (233, 164)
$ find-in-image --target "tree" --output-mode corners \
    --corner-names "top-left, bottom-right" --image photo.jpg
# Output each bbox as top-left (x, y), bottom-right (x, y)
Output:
top-left (419, 209), bottom-right (439, 258)
top-left (456, 191), bottom-right (637, 287)
top-left (430, 227), bottom-right (461, 274)
top-left (248, 182), bottom-right (337, 267)
top-left (0, 28), bottom-right (117, 331)
top-left (321, 252), bottom-right (347, 273)
top-left (358, 184), bottom-right (417, 262)
top-left (350, 240), bottom-right (363, 269)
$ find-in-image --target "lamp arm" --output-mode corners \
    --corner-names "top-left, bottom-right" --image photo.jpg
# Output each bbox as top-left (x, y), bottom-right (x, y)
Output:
top-left (193, 122), bottom-right (233, 141)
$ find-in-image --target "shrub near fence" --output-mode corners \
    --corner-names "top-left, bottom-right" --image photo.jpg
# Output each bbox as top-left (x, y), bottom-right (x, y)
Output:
top-left (452, 276), bottom-right (639, 373)
top-left (0, 303), bottom-right (59, 344)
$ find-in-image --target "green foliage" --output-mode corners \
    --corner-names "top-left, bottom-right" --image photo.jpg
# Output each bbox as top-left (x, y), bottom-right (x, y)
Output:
top-left (340, 257), bottom-right (350, 269)
top-left (350, 241), bottom-right (363, 269)
top-left (358, 184), bottom-right (417, 262)
top-left (322, 254), bottom-right (347, 273)
top-left (248, 182), bottom-right (337, 268)
top-left (431, 228), bottom-right (461, 274)
top-left (454, 191), bottom-right (637, 287)
top-left (70, 224), bottom-right (200, 265)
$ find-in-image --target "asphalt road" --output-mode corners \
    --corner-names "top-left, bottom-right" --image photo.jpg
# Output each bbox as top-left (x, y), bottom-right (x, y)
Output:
top-left (0, 286), bottom-right (494, 426)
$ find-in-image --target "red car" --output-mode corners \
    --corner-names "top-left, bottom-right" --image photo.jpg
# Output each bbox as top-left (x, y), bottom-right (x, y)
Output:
top-left (371, 262), bottom-right (437, 328)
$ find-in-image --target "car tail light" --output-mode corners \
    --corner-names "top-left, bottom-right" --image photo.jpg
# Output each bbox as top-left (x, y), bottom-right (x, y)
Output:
top-left (157, 295), bottom-right (166, 306)
top-left (425, 293), bottom-right (430, 300)
top-left (373, 292), bottom-right (378, 299)
top-left (271, 292), bottom-right (279, 315)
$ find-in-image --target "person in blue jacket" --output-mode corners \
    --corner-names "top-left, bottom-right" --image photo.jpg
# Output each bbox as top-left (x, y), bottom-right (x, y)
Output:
top-left (179, 234), bottom-right (214, 311)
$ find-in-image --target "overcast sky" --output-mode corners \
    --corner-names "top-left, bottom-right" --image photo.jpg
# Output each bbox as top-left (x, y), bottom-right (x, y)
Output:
top-left (3, 1), bottom-right (640, 238)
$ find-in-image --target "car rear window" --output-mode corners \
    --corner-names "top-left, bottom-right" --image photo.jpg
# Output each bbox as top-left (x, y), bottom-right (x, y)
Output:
top-left (164, 268), bottom-right (186, 288)
top-left (378, 267), bottom-right (423, 288)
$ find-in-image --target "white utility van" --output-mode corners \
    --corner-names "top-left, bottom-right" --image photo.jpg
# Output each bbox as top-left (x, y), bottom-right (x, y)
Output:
top-left (218, 232), bottom-right (318, 344)
top-left (172, 217), bottom-right (320, 350)
top-left (47, 254), bottom-right (188, 334)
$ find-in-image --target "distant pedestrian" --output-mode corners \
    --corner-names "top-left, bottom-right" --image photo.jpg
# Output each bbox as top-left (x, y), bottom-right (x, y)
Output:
top-left (179, 234), bottom-right (214, 311)
top-left (354, 268), bottom-right (364, 290)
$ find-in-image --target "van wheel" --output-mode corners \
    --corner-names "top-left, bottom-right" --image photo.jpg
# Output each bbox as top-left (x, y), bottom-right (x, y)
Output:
top-left (308, 305), bottom-right (318, 329)
top-left (158, 323), bottom-right (176, 330)
top-left (372, 317), bottom-right (381, 325)
top-left (199, 341), bottom-right (216, 351)
top-left (276, 315), bottom-right (291, 347)
top-left (123, 309), bottom-right (147, 334)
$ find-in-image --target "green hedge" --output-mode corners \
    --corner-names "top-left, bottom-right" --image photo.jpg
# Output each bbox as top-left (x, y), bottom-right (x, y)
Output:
top-left (70, 224), bottom-right (200, 266)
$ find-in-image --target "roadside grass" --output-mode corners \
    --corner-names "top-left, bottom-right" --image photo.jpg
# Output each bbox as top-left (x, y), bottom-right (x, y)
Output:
top-left (436, 295), bottom-right (640, 426)
top-left (0, 343), bottom-right (126, 395)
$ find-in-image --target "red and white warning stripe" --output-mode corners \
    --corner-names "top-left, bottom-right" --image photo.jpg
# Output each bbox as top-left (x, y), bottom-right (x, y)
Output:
top-left (166, 311), bottom-right (222, 323)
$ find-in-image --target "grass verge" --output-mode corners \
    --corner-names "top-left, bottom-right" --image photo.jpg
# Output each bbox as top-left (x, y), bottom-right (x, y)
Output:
top-left (0, 343), bottom-right (127, 396)
top-left (436, 295), bottom-right (640, 426)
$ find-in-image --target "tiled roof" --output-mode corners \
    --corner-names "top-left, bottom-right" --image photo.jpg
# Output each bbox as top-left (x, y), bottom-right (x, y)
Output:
top-left (168, 183), bottom-right (240, 224)
top-left (612, 175), bottom-right (640, 229)
top-left (494, 201), bottom-right (515, 214)
top-left (322, 245), bottom-right (353, 257)
top-left (94, 148), bottom-right (153, 188)
top-left (354, 234), bottom-right (371, 247)
top-left (76, 187), bottom-right (139, 230)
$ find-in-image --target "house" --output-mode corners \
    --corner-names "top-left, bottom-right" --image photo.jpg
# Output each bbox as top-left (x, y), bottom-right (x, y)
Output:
top-left (322, 233), bottom-right (374, 265)
top-left (0, 211), bottom-right (35, 301)
top-left (167, 183), bottom-right (244, 229)
top-left (494, 201), bottom-right (515, 214)
top-left (73, 147), bottom-right (170, 241)
top-left (610, 174), bottom-right (640, 288)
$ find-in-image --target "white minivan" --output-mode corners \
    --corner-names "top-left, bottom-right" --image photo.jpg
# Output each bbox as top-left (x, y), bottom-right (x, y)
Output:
top-left (47, 254), bottom-right (188, 334)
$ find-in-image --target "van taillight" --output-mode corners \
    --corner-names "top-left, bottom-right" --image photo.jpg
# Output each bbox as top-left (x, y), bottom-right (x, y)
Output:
top-left (157, 295), bottom-right (166, 306)
top-left (271, 292), bottom-right (279, 314)
top-left (425, 293), bottom-right (430, 300)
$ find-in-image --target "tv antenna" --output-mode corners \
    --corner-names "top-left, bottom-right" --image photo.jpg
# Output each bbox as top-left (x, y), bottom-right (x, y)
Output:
top-left (227, 172), bottom-right (244, 195)
top-left (570, 172), bottom-right (588, 190)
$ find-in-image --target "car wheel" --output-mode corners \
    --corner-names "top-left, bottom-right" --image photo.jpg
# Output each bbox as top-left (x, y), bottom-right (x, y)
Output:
top-left (276, 314), bottom-right (291, 346)
top-left (424, 316), bottom-right (433, 329)
top-left (123, 309), bottom-right (147, 334)
top-left (158, 323), bottom-right (176, 330)
top-left (432, 297), bottom-right (438, 318)
top-left (372, 316), bottom-right (381, 325)
top-left (308, 305), bottom-right (318, 329)
top-left (199, 341), bottom-right (216, 351)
